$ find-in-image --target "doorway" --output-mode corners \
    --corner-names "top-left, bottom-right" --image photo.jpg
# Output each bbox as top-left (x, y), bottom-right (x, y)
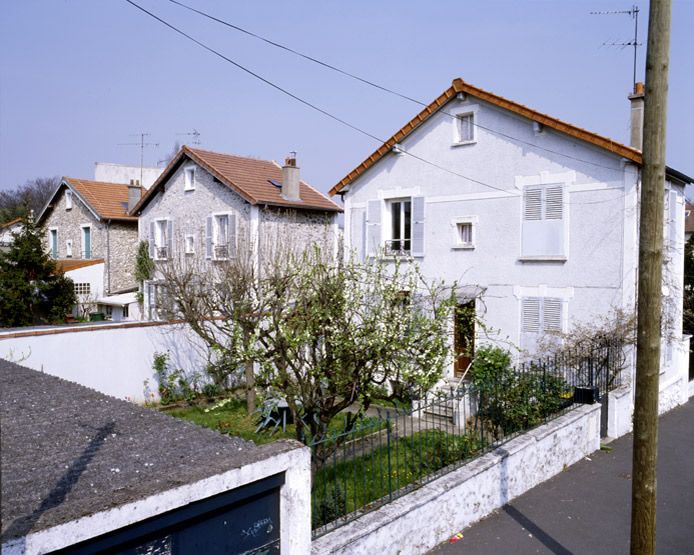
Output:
top-left (455, 301), bottom-right (475, 376)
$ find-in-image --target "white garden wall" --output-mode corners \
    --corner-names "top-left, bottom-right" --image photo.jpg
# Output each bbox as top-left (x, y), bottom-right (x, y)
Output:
top-left (312, 403), bottom-right (601, 555)
top-left (0, 322), bottom-right (209, 402)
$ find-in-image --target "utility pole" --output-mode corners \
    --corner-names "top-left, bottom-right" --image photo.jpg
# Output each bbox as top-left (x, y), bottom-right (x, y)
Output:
top-left (630, 1), bottom-right (671, 553)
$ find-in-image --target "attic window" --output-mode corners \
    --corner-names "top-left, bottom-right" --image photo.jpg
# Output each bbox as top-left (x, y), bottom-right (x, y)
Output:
top-left (65, 190), bottom-right (73, 210)
top-left (268, 179), bottom-right (283, 189)
top-left (184, 167), bottom-right (196, 191)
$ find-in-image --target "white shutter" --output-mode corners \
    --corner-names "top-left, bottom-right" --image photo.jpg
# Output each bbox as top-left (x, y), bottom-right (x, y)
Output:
top-left (521, 298), bottom-right (541, 333)
top-left (543, 298), bottom-right (563, 332)
top-left (366, 200), bottom-right (381, 257)
top-left (228, 213), bottom-right (237, 257)
top-left (411, 196), bottom-right (425, 257)
top-left (205, 216), bottom-right (213, 260)
top-left (167, 219), bottom-right (173, 259)
top-left (360, 211), bottom-right (367, 261)
top-left (523, 189), bottom-right (542, 221)
top-left (149, 221), bottom-right (155, 258)
top-left (545, 186), bottom-right (563, 220)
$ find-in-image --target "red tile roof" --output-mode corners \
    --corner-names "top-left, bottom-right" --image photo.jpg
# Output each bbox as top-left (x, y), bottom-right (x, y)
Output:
top-left (63, 178), bottom-right (140, 222)
top-left (0, 217), bottom-right (22, 229)
top-left (133, 146), bottom-right (341, 214)
top-left (329, 77), bottom-right (691, 196)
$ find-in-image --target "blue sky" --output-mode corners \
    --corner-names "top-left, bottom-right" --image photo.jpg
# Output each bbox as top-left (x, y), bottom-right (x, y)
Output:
top-left (1, 1), bottom-right (692, 195)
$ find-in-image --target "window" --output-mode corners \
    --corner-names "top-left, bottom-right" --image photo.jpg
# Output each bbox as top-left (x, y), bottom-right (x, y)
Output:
top-left (521, 297), bottom-right (563, 333)
top-left (65, 190), bottom-right (73, 210)
top-left (81, 225), bottom-right (91, 259)
top-left (206, 213), bottom-right (236, 260)
top-left (184, 167), bottom-right (195, 191)
top-left (74, 283), bottom-right (90, 296)
top-left (155, 220), bottom-right (169, 260)
top-left (521, 185), bottom-right (566, 259)
top-left (122, 305), bottom-right (129, 319)
top-left (184, 234), bottom-right (195, 255)
top-left (386, 199), bottom-right (411, 255)
top-left (452, 217), bottom-right (477, 249)
top-left (66, 239), bottom-right (73, 258)
top-left (455, 113), bottom-right (475, 143)
top-left (49, 229), bottom-right (58, 258)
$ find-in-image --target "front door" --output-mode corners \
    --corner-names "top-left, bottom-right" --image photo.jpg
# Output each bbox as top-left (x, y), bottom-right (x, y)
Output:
top-left (454, 301), bottom-right (475, 376)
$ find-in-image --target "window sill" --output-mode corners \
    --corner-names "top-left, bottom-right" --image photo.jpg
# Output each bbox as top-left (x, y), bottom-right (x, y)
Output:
top-left (451, 140), bottom-right (477, 148)
top-left (452, 244), bottom-right (475, 250)
top-left (518, 256), bottom-right (567, 263)
top-left (184, 187), bottom-right (195, 192)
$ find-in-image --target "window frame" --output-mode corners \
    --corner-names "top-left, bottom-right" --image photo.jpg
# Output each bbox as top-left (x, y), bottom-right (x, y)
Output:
top-left (80, 224), bottom-right (92, 259)
top-left (65, 190), bottom-right (73, 210)
top-left (183, 166), bottom-right (196, 192)
top-left (451, 105), bottom-right (479, 146)
top-left (154, 218), bottom-right (170, 261)
top-left (48, 228), bottom-right (58, 258)
top-left (212, 212), bottom-right (232, 260)
top-left (385, 198), bottom-right (412, 256)
top-left (184, 233), bottom-right (195, 255)
top-left (451, 216), bottom-right (478, 250)
top-left (519, 183), bottom-right (568, 261)
top-left (66, 239), bottom-right (73, 258)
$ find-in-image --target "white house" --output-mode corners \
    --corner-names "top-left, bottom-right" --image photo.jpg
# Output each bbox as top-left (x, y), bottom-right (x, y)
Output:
top-left (0, 217), bottom-right (23, 252)
top-left (331, 78), bottom-right (693, 414)
top-left (132, 146), bottom-right (342, 319)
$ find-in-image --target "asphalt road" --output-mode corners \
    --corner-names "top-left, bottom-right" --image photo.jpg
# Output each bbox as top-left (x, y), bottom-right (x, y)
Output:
top-left (429, 400), bottom-right (694, 555)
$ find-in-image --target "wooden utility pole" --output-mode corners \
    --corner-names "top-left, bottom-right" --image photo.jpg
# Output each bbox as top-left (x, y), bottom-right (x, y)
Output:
top-left (630, 0), bottom-right (672, 553)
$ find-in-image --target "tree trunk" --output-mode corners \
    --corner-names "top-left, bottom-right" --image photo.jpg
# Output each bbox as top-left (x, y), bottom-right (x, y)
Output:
top-left (245, 360), bottom-right (256, 415)
top-left (631, 2), bottom-right (671, 553)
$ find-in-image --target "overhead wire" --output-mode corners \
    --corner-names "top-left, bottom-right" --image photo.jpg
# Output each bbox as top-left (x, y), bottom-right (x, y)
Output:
top-left (166, 0), bottom-right (634, 175)
top-left (124, 0), bottom-right (632, 207)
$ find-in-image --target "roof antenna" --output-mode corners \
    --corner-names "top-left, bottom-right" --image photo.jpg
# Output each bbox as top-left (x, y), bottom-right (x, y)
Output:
top-left (590, 5), bottom-right (641, 91)
top-left (176, 128), bottom-right (202, 146)
top-left (117, 132), bottom-right (159, 186)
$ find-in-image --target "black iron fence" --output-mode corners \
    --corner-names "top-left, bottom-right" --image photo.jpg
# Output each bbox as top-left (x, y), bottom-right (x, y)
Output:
top-left (310, 339), bottom-right (625, 537)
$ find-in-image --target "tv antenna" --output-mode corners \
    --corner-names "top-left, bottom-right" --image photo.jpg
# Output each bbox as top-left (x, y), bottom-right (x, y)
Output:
top-left (176, 128), bottom-right (201, 146)
top-left (117, 132), bottom-right (159, 185)
top-left (590, 5), bottom-right (641, 91)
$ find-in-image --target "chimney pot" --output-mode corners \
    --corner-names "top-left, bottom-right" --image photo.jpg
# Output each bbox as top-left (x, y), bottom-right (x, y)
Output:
top-left (127, 182), bottom-right (142, 212)
top-left (628, 82), bottom-right (645, 151)
top-left (281, 152), bottom-right (301, 201)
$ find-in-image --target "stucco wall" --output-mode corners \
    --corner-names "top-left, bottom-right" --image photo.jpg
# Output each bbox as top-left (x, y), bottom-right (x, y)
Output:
top-left (94, 163), bottom-right (162, 189)
top-left (342, 93), bottom-right (686, 377)
top-left (312, 403), bottom-right (601, 555)
top-left (0, 322), bottom-right (209, 402)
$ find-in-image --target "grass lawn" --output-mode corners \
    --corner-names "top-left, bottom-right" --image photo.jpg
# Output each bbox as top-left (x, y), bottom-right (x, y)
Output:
top-left (166, 398), bottom-right (386, 445)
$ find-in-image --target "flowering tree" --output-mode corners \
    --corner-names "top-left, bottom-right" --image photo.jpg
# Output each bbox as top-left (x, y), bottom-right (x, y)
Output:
top-left (159, 241), bottom-right (457, 446)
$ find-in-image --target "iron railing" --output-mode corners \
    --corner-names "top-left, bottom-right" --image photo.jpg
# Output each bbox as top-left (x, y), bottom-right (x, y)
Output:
top-left (310, 339), bottom-right (624, 536)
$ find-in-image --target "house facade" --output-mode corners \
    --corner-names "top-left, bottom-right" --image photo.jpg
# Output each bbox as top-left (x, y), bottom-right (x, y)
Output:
top-left (38, 177), bottom-right (144, 297)
top-left (132, 146), bottom-right (341, 319)
top-left (0, 217), bottom-right (22, 252)
top-left (332, 78), bottom-right (692, 402)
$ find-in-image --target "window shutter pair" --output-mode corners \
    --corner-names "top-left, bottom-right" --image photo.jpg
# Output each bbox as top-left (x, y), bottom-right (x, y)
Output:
top-left (206, 216), bottom-right (213, 260)
top-left (523, 186), bottom-right (563, 221)
top-left (365, 196), bottom-right (425, 257)
top-left (521, 297), bottom-right (563, 333)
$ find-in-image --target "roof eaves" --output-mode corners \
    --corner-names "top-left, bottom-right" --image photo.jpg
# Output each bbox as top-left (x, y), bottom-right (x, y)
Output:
top-left (38, 179), bottom-right (102, 224)
top-left (130, 150), bottom-right (188, 215)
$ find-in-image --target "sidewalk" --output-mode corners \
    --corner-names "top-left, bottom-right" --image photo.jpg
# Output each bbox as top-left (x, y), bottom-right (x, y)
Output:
top-left (429, 399), bottom-right (694, 554)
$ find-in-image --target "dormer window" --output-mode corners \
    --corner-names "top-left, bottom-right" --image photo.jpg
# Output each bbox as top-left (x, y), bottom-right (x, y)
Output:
top-left (65, 190), bottom-right (73, 210)
top-left (184, 167), bottom-right (195, 191)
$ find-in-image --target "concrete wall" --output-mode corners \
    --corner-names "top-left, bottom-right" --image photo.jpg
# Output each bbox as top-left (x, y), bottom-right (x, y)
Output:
top-left (94, 162), bottom-right (162, 189)
top-left (0, 322), bottom-right (209, 402)
top-left (312, 403), bottom-right (601, 555)
top-left (4, 443), bottom-right (311, 555)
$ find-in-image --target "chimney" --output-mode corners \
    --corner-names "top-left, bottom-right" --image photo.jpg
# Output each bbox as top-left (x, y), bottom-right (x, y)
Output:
top-left (127, 180), bottom-right (142, 212)
top-left (281, 152), bottom-right (301, 201)
top-left (628, 82), bottom-right (645, 150)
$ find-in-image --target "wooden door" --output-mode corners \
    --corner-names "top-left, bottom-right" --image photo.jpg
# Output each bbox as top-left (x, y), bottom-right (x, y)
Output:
top-left (454, 301), bottom-right (475, 376)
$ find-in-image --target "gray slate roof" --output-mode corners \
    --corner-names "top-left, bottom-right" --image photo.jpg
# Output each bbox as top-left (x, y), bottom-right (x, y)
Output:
top-left (0, 360), bottom-right (296, 543)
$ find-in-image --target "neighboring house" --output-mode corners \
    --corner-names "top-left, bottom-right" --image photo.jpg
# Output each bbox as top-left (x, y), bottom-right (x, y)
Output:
top-left (132, 146), bottom-right (342, 319)
top-left (0, 217), bottom-right (22, 251)
top-left (331, 78), bottom-right (693, 396)
top-left (37, 177), bottom-right (144, 296)
top-left (0, 360), bottom-right (310, 554)
top-left (94, 161), bottom-right (163, 189)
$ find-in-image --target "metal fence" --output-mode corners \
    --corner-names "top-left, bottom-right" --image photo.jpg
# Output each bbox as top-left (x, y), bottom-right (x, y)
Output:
top-left (310, 339), bottom-right (624, 537)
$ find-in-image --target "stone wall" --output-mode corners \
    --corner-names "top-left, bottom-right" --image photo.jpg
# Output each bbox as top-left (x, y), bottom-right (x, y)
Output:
top-left (42, 185), bottom-right (138, 294)
top-left (259, 206), bottom-right (338, 262)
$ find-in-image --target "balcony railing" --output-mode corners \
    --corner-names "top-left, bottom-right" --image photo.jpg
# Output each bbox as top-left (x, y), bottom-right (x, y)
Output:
top-left (384, 239), bottom-right (411, 257)
top-left (214, 244), bottom-right (229, 260)
top-left (155, 246), bottom-right (168, 260)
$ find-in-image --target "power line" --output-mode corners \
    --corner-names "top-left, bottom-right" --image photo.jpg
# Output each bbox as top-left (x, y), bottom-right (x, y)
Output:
top-left (123, 0), bottom-right (632, 207)
top-left (165, 0), bottom-right (632, 174)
